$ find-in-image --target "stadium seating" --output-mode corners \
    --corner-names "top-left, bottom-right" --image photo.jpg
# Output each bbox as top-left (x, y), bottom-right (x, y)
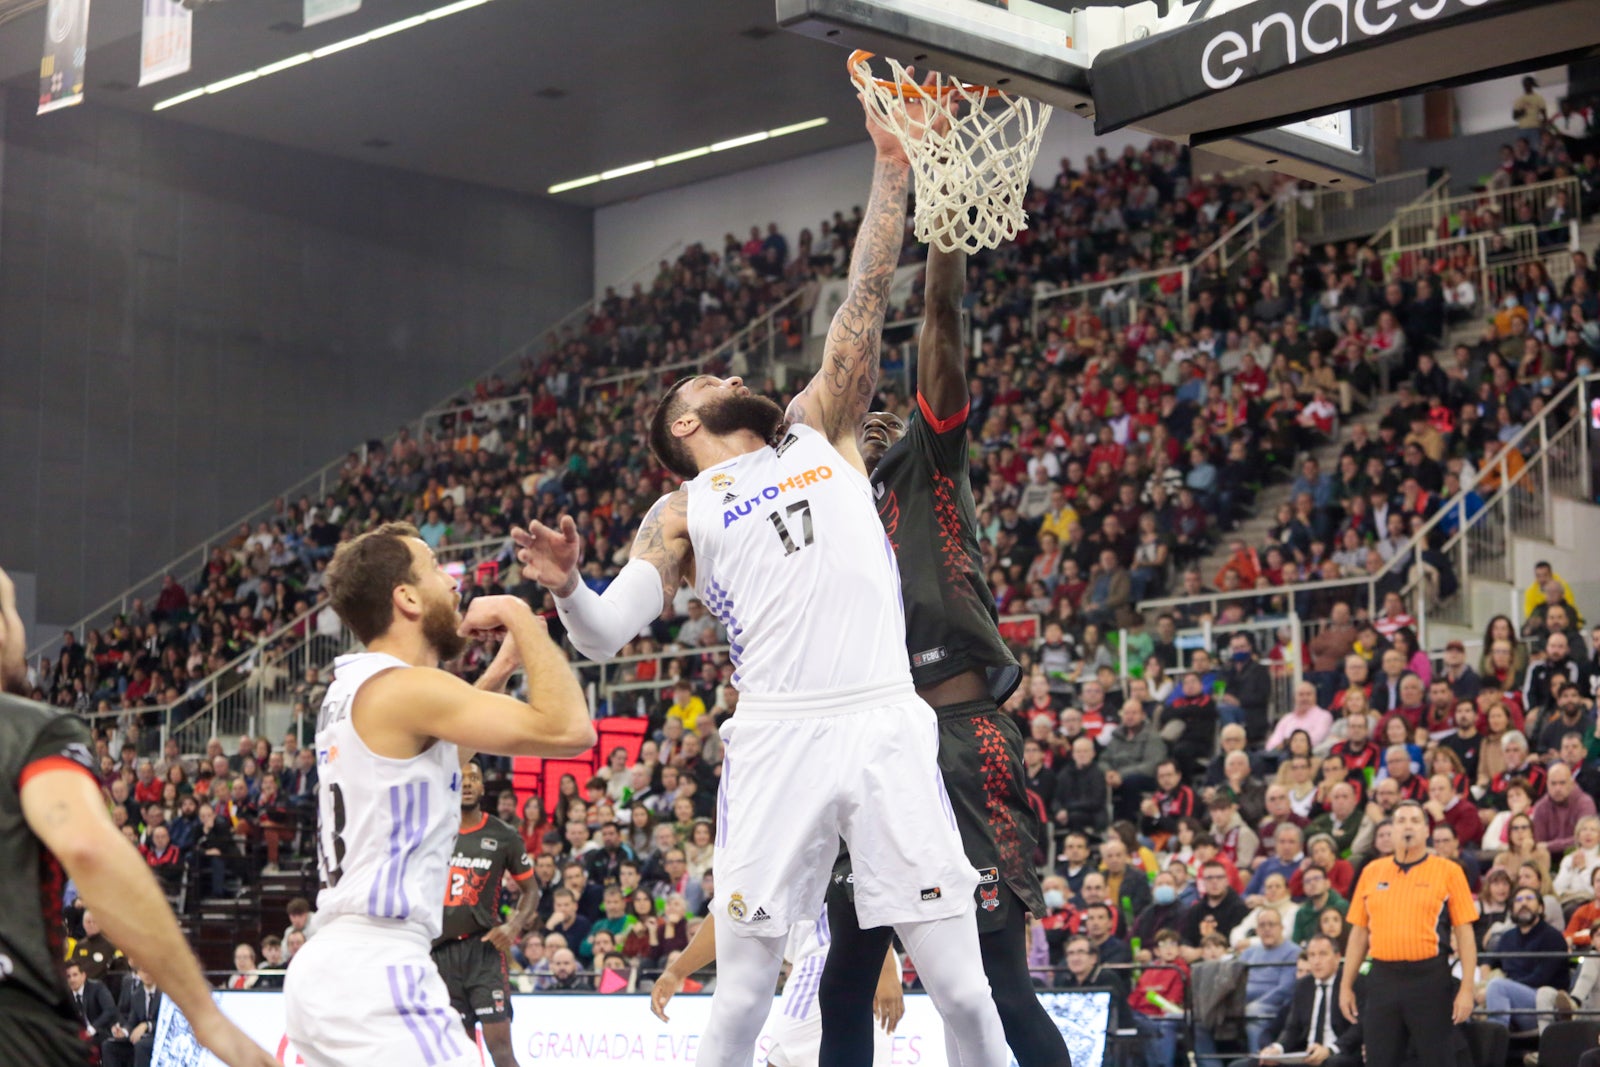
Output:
top-left (46, 127), bottom-right (1600, 1058)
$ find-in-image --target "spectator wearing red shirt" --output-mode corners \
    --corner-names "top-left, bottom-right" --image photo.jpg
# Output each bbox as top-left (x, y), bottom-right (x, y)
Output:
top-left (132, 760), bottom-right (163, 806)
top-left (1424, 773), bottom-right (1484, 848)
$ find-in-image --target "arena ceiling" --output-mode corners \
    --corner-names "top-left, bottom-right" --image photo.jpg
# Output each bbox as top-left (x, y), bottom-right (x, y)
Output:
top-left (0, 0), bottom-right (871, 206)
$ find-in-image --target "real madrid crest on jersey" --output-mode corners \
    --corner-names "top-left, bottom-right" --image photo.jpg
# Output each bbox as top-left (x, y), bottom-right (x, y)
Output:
top-left (711, 473), bottom-right (735, 492)
top-left (728, 892), bottom-right (748, 920)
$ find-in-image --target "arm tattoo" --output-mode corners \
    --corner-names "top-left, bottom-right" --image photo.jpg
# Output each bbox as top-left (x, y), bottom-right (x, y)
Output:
top-left (805, 159), bottom-right (910, 440)
top-left (630, 490), bottom-right (691, 600)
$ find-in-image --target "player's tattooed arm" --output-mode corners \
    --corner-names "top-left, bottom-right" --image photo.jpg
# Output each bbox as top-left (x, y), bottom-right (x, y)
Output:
top-left (630, 489), bottom-right (694, 600)
top-left (917, 245), bottom-right (970, 421)
top-left (785, 155), bottom-right (910, 442)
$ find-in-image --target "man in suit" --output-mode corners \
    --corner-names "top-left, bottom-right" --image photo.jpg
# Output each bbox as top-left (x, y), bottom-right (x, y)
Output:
top-left (64, 961), bottom-right (118, 1046)
top-left (102, 963), bottom-right (161, 1067)
top-left (1255, 934), bottom-right (1363, 1067)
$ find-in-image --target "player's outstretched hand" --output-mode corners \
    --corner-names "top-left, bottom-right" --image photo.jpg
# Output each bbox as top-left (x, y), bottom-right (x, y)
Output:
top-left (511, 518), bottom-right (583, 596)
top-left (188, 1010), bottom-right (279, 1067)
top-left (650, 968), bottom-right (684, 1023)
top-left (456, 595), bottom-right (537, 640)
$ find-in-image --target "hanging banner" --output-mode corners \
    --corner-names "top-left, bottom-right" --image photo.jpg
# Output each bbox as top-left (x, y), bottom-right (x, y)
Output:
top-left (38, 0), bottom-right (91, 115)
top-left (303, 0), bottom-right (360, 28)
top-left (139, 0), bottom-right (192, 87)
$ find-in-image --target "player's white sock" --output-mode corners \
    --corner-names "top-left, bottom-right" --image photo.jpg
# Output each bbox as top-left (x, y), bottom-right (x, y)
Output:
top-left (897, 912), bottom-right (1009, 1067)
top-left (694, 927), bottom-right (787, 1067)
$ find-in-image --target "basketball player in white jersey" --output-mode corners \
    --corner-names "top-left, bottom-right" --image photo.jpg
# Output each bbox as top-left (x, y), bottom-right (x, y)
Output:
top-left (650, 908), bottom-right (904, 1066)
top-left (513, 97), bottom-right (1009, 1066)
top-left (283, 522), bottom-right (594, 1067)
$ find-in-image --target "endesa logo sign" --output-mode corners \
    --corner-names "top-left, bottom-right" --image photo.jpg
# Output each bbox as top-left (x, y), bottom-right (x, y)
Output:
top-left (1201, 0), bottom-right (1500, 89)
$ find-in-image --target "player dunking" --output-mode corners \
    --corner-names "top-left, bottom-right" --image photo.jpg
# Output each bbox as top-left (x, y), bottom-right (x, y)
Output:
top-left (515, 97), bottom-right (1009, 1067)
top-left (432, 761), bottom-right (540, 1067)
top-left (826, 247), bottom-right (1073, 1066)
top-left (283, 524), bottom-right (593, 1067)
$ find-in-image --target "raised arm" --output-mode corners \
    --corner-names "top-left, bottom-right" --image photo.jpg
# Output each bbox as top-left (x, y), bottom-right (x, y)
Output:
top-left (364, 596), bottom-right (595, 759)
top-left (785, 107), bottom-right (912, 457)
top-left (513, 491), bottom-right (692, 662)
top-left (917, 247), bottom-right (970, 422)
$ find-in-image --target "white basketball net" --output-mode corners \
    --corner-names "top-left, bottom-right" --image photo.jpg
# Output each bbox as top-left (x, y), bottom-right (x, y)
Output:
top-left (852, 52), bottom-right (1052, 254)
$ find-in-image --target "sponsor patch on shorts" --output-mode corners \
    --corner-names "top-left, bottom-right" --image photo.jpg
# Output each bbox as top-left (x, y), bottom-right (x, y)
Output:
top-left (976, 866), bottom-right (999, 884)
top-left (920, 887), bottom-right (942, 901)
top-left (912, 647), bottom-right (948, 667)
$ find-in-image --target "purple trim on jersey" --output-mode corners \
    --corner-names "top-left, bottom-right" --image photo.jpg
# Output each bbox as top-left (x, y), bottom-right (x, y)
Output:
top-left (370, 785), bottom-right (407, 917)
top-left (701, 578), bottom-right (746, 685)
top-left (716, 752), bottom-right (731, 847)
top-left (392, 782), bottom-right (430, 920)
top-left (817, 905), bottom-right (831, 947)
top-left (932, 721), bottom-right (958, 830)
top-left (405, 962), bottom-right (462, 1061)
top-left (784, 955), bottom-right (825, 1019)
top-left (369, 783), bottom-right (430, 920)
top-left (386, 965), bottom-right (440, 1065)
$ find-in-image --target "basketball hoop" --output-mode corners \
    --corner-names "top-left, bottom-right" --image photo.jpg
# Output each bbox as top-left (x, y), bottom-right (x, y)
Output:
top-left (849, 50), bottom-right (1051, 254)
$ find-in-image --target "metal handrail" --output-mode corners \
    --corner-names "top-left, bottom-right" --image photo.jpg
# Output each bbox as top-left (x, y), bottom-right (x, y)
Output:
top-left (578, 288), bottom-right (809, 401)
top-left (1386, 174), bottom-right (1583, 246)
top-left (1138, 372), bottom-right (1598, 632)
top-left (1029, 195), bottom-right (1281, 331)
top-left (32, 236), bottom-right (698, 662)
top-left (28, 301), bottom-right (594, 664)
top-left (1366, 171), bottom-right (1453, 252)
top-left (87, 538), bottom-right (513, 749)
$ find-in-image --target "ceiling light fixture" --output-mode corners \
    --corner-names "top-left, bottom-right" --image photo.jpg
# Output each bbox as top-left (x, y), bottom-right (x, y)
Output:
top-left (547, 117), bottom-right (829, 196)
top-left (152, 0), bottom-right (494, 111)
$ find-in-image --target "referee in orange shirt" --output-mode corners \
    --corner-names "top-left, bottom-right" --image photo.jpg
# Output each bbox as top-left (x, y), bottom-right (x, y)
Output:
top-left (1341, 801), bottom-right (1478, 1067)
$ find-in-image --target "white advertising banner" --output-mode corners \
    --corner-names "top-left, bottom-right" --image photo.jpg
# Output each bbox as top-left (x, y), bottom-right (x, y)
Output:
top-left (139, 0), bottom-right (192, 86)
top-left (152, 988), bottom-right (1112, 1066)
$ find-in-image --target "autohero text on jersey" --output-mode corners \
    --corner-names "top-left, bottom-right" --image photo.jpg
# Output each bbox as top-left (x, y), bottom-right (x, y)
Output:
top-left (722, 465), bottom-right (834, 528)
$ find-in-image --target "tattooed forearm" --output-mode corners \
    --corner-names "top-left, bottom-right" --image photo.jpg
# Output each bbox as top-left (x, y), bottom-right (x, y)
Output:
top-left (630, 490), bottom-right (691, 600)
top-left (818, 158), bottom-right (910, 437)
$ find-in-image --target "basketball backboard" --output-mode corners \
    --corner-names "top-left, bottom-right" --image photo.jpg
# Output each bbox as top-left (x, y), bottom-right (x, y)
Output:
top-left (774, 0), bottom-right (1373, 185)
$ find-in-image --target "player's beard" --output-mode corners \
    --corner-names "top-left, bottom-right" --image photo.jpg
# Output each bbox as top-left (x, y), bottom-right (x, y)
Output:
top-left (696, 393), bottom-right (784, 444)
top-left (421, 593), bottom-right (468, 663)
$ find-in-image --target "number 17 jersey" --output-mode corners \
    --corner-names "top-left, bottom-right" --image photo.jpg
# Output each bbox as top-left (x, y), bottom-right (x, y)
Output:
top-left (684, 424), bottom-right (911, 697)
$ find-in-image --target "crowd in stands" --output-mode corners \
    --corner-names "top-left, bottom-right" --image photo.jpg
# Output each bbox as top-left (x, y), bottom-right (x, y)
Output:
top-left (31, 123), bottom-right (1600, 1066)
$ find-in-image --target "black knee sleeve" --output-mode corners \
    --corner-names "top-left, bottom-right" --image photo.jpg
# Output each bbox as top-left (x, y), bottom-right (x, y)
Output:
top-left (818, 888), bottom-right (895, 1067)
top-left (979, 895), bottom-right (1073, 1067)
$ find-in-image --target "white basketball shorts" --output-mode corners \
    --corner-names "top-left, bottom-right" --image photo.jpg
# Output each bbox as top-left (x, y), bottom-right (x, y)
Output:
top-left (713, 680), bottom-right (979, 937)
top-left (284, 915), bottom-right (477, 1067)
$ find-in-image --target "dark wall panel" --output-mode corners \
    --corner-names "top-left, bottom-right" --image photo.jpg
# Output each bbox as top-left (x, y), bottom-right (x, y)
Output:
top-left (0, 87), bottom-right (591, 623)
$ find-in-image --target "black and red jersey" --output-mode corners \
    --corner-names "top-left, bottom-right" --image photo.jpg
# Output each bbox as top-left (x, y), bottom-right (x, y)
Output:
top-left (871, 394), bottom-right (1020, 702)
top-left (0, 693), bottom-right (98, 1064)
top-left (436, 813), bottom-right (534, 944)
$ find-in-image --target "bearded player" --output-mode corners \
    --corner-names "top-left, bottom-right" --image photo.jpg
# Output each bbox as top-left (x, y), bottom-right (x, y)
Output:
top-left (514, 96), bottom-right (1008, 1066)
top-left (823, 244), bottom-right (1071, 1066)
top-left (283, 525), bottom-right (593, 1067)
top-left (432, 761), bottom-right (541, 1067)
